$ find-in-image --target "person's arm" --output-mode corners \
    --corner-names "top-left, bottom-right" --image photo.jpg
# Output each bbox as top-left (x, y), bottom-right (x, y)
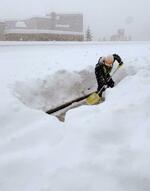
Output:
top-left (105, 72), bottom-right (114, 88)
top-left (113, 54), bottom-right (123, 66)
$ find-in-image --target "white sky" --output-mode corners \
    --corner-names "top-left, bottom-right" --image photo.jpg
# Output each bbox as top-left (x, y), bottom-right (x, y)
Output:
top-left (0, 0), bottom-right (150, 40)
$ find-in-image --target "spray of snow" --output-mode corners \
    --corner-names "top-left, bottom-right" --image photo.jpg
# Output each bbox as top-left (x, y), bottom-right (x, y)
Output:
top-left (13, 66), bottom-right (96, 111)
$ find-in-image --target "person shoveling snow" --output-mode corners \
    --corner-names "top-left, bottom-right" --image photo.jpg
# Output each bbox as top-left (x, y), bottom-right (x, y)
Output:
top-left (95, 54), bottom-right (123, 97)
top-left (86, 54), bottom-right (123, 105)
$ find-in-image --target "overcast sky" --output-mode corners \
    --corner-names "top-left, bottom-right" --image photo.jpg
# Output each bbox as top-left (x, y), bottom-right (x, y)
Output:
top-left (1, 0), bottom-right (150, 40)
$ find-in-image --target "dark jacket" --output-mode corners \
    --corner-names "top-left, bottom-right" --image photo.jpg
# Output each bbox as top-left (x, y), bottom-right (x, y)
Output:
top-left (95, 54), bottom-right (123, 92)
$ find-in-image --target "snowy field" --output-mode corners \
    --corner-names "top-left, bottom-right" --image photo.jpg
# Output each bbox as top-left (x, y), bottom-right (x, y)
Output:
top-left (0, 41), bottom-right (150, 191)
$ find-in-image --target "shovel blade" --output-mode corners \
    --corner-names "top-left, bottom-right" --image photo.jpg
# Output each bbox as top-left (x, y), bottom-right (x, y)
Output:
top-left (86, 93), bottom-right (101, 105)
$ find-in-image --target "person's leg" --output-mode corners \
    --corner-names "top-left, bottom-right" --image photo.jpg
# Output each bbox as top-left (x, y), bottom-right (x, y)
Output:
top-left (97, 83), bottom-right (105, 97)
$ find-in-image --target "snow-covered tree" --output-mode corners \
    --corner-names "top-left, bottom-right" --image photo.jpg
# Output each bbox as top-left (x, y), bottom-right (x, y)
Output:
top-left (85, 26), bottom-right (92, 41)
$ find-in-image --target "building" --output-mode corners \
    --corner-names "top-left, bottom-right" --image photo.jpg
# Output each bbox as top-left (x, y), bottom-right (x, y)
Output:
top-left (0, 22), bottom-right (6, 40)
top-left (110, 29), bottom-right (129, 41)
top-left (4, 12), bottom-right (84, 41)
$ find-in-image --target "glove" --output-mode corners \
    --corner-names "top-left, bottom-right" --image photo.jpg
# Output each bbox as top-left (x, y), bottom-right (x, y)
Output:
top-left (107, 78), bottom-right (114, 88)
top-left (119, 61), bottom-right (123, 66)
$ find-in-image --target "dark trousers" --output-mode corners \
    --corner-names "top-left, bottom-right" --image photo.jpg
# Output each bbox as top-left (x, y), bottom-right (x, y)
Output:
top-left (97, 82), bottom-right (106, 96)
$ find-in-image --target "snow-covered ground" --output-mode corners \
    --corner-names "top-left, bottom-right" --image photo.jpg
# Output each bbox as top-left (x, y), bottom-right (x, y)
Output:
top-left (0, 41), bottom-right (150, 191)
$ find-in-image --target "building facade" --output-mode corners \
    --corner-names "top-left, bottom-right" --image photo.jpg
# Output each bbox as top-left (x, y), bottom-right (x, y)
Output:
top-left (0, 22), bottom-right (5, 40)
top-left (2, 12), bottom-right (84, 41)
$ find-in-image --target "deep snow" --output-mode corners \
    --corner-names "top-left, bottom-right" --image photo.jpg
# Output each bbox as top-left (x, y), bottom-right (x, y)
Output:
top-left (0, 41), bottom-right (150, 191)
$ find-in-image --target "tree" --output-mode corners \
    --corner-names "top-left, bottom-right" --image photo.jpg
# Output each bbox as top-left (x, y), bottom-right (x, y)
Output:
top-left (85, 26), bottom-right (92, 41)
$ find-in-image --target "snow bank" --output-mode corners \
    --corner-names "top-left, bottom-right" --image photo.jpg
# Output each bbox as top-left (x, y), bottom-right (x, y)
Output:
top-left (62, 73), bottom-right (150, 191)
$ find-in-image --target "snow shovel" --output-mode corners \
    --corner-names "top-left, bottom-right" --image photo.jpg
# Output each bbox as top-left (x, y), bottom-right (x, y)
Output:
top-left (86, 65), bottom-right (121, 105)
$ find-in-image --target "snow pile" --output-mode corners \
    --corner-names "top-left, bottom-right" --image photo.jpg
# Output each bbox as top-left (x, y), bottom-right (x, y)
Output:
top-left (13, 66), bottom-right (96, 111)
top-left (0, 42), bottom-right (150, 191)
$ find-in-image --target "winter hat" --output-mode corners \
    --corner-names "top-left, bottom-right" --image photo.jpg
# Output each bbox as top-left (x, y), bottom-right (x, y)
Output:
top-left (104, 55), bottom-right (114, 66)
